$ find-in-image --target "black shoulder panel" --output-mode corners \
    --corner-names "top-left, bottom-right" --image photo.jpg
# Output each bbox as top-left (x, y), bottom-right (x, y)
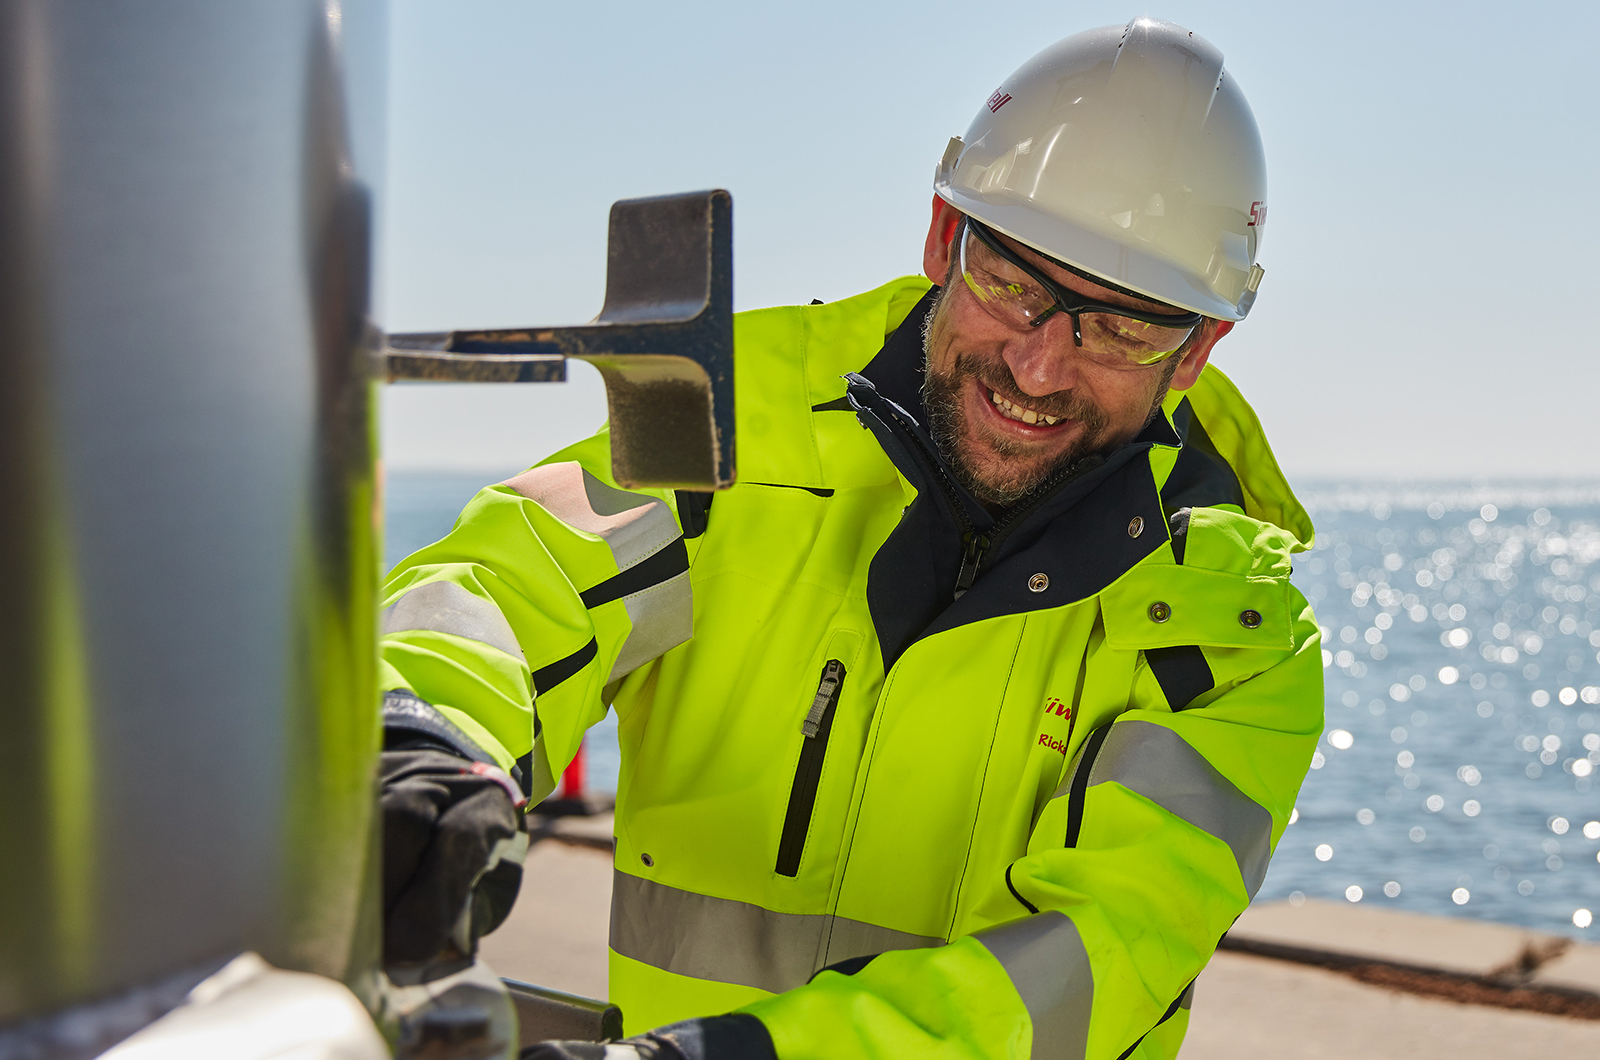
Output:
top-left (1162, 398), bottom-right (1245, 515)
top-left (1144, 644), bottom-right (1214, 711)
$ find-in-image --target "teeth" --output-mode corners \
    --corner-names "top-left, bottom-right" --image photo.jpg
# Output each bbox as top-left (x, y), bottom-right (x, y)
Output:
top-left (989, 389), bottom-right (1059, 427)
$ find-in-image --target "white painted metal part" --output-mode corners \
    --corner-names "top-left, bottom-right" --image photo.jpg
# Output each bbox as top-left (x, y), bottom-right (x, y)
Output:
top-left (99, 954), bottom-right (388, 1060)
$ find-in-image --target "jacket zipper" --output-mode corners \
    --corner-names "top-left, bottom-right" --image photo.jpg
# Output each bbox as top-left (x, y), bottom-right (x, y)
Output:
top-left (775, 659), bottom-right (846, 877)
top-left (871, 403), bottom-right (977, 579)
top-left (872, 398), bottom-right (1102, 600)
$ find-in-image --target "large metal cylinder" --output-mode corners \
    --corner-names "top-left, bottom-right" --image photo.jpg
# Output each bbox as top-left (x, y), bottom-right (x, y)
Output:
top-left (0, 0), bottom-right (387, 1046)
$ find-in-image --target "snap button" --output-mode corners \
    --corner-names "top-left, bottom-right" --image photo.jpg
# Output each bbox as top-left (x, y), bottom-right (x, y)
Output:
top-left (1028, 573), bottom-right (1049, 593)
top-left (1239, 609), bottom-right (1263, 629)
top-left (1127, 516), bottom-right (1144, 538)
top-left (1148, 601), bottom-right (1171, 623)
top-left (640, 853), bottom-right (655, 867)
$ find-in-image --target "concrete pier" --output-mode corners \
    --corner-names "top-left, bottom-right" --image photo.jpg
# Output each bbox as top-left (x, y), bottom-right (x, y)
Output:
top-left (1185, 950), bottom-right (1600, 1057)
top-left (481, 820), bottom-right (1600, 1054)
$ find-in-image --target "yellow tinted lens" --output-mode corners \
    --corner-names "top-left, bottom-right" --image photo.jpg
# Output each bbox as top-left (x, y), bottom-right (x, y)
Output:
top-left (1079, 313), bottom-right (1194, 366)
top-left (961, 229), bottom-right (1052, 325)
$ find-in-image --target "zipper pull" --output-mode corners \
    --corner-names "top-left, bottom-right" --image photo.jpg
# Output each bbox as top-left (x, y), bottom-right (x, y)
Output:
top-left (801, 660), bottom-right (844, 738)
top-left (955, 531), bottom-right (989, 599)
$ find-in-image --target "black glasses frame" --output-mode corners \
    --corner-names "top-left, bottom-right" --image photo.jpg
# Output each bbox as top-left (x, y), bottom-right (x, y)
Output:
top-left (962, 218), bottom-right (1203, 350)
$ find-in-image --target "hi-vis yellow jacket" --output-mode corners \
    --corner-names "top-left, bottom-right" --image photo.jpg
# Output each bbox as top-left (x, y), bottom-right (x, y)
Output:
top-left (379, 277), bottom-right (1324, 1060)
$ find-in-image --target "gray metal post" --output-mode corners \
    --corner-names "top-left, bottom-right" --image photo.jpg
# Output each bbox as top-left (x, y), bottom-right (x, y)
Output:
top-left (0, 1), bottom-right (388, 1054)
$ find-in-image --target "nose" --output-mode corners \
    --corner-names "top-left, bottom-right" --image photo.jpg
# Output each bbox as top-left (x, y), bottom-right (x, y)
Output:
top-left (1000, 312), bottom-right (1083, 397)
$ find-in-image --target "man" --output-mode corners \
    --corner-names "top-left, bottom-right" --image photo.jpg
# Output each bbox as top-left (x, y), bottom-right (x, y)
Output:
top-left (378, 17), bottom-right (1322, 1060)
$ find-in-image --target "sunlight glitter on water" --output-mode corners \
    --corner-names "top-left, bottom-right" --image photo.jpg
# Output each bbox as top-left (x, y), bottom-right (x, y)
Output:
top-left (1265, 485), bottom-right (1600, 939)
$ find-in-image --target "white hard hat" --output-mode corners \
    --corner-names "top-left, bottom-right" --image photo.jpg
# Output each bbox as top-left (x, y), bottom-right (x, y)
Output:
top-left (935, 16), bottom-right (1268, 321)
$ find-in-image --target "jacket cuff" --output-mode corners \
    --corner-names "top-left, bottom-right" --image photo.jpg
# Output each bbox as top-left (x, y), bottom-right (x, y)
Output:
top-left (650, 1013), bottom-right (777, 1060)
top-left (381, 689), bottom-right (520, 783)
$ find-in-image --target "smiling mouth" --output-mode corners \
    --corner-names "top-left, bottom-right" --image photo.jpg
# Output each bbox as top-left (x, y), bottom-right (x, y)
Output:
top-left (988, 388), bottom-right (1064, 427)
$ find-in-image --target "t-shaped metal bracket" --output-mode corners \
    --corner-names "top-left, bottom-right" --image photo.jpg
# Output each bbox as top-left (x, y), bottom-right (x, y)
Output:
top-left (385, 189), bottom-right (735, 490)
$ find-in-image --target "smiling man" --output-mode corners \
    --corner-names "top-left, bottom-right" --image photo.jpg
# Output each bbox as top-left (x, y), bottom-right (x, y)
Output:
top-left (377, 16), bottom-right (1324, 1060)
top-left (919, 206), bottom-right (1231, 508)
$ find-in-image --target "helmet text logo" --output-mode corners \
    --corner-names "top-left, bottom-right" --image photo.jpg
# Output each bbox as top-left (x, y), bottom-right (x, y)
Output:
top-left (1248, 201), bottom-right (1267, 227)
top-left (986, 89), bottom-right (1013, 113)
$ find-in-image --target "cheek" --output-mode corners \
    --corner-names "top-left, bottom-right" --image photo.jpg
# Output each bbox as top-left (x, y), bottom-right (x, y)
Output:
top-left (929, 291), bottom-right (1011, 366)
top-left (1092, 375), bottom-right (1165, 434)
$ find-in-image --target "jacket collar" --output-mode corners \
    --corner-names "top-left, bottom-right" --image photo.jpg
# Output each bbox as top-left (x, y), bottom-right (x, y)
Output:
top-left (846, 292), bottom-right (1175, 667)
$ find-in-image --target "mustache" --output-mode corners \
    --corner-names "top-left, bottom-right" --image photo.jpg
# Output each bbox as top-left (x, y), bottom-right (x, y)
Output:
top-left (946, 351), bottom-right (1106, 427)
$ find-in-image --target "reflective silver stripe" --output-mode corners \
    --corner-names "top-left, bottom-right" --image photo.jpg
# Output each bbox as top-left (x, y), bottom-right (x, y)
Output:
top-left (504, 462), bottom-right (692, 678)
top-left (610, 570), bottom-right (692, 681)
top-left (975, 913), bottom-right (1093, 1060)
top-left (1088, 720), bottom-right (1273, 897)
top-left (381, 580), bottom-right (524, 662)
top-left (609, 871), bottom-right (941, 994)
top-left (502, 462), bottom-right (679, 570)
top-left (816, 913), bottom-right (943, 970)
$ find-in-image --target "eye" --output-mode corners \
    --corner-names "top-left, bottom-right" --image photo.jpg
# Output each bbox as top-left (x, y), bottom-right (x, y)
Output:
top-left (1080, 314), bottom-right (1131, 342)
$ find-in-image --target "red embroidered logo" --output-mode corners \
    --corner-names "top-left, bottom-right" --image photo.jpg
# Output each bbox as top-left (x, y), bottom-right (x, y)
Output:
top-left (1037, 696), bottom-right (1077, 756)
top-left (986, 89), bottom-right (1013, 113)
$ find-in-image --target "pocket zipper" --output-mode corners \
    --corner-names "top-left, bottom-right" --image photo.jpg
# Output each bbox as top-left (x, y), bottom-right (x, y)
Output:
top-left (776, 659), bottom-right (846, 877)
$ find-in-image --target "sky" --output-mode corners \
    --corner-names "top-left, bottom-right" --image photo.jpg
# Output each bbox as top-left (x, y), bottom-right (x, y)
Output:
top-left (377, 1), bottom-right (1599, 482)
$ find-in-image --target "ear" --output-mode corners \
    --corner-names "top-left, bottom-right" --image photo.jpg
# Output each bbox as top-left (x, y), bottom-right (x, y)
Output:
top-left (1170, 319), bottom-right (1233, 391)
top-left (923, 195), bottom-right (964, 286)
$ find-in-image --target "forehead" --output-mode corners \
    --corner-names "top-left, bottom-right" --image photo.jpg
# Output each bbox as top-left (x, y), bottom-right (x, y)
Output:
top-left (984, 225), bottom-right (1180, 317)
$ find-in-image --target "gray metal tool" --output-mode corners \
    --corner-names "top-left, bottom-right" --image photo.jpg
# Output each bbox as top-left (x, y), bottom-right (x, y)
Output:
top-left (386, 189), bottom-right (737, 492)
top-left (502, 980), bottom-right (623, 1050)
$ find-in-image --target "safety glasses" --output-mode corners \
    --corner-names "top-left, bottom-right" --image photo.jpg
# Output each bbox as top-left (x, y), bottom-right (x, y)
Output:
top-left (958, 218), bottom-right (1203, 370)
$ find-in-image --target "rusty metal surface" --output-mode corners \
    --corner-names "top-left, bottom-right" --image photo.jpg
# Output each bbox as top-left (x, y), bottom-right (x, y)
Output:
top-left (386, 189), bottom-right (736, 490)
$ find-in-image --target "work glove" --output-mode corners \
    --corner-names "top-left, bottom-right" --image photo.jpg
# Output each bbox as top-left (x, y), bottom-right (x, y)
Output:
top-left (380, 690), bottom-right (530, 967)
top-left (520, 1014), bottom-right (776, 1060)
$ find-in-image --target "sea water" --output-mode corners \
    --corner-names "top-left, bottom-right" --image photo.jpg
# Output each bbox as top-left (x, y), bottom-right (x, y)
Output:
top-left (1268, 484), bottom-right (1600, 938)
top-left (386, 472), bottom-right (1600, 937)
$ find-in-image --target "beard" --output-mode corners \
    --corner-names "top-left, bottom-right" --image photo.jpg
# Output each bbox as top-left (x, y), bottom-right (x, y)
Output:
top-left (922, 350), bottom-right (1110, 505)
top-left (920, 291), bottom-right (1176, 507)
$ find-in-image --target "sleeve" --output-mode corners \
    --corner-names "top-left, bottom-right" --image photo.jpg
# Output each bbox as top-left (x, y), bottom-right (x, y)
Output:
top-left (738, 575), bottom-right (1324, 1060)
top-left (378, 426), bottom-right (696, 803)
